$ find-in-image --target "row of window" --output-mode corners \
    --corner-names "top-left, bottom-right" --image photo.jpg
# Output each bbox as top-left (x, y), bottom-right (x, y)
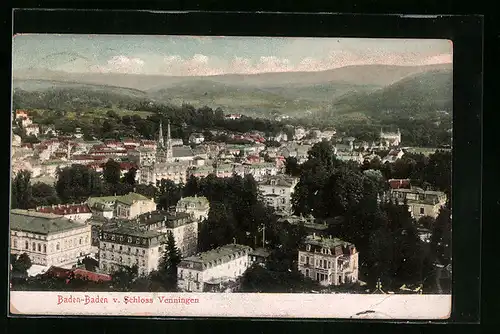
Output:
top-left (102, 254), bottom-right (146, 266)
top-left (102, 234), bottom-right (148, 245)
top-left (13, 237), bottom-right (88, 253)
top-left (101, 243), bottom-right (149, 255)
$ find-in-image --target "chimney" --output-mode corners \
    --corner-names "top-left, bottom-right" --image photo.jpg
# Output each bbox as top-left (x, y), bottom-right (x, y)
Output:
top-left (329, 235), bottom-right (332, 239)
top-left (313, 233), bottom-right (316, 238)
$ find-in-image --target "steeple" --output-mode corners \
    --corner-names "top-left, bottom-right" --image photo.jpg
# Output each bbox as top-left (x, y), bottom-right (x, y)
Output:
top-left (167, 119), bottom-right (172, 149)
top-left (158, 120), bottom-right (164, 148)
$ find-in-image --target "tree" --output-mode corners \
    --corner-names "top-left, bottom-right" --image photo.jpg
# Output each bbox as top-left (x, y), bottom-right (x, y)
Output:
top-left (31, 182), bottom-right (60, 207)
top-left (55, 164), bottom-right (103, 203)
top-left (103, 159), bottom-right (121, 185)
top-left (431, 204), bottom-right (451, 265)
top-left (122, 167), bottom-right (137, 186)
top-left (111, 265), bottom-right (139, 292)
top-left (11, 253), bottom-right (32, 276)
top-left (11, 170), bottom-right (33, 209)
top-left (135, 184), bottom-right (156, 199)
top-left (157, 179), bottom-right (182, 210)
top-left (284, 157), bottom-right (301, 177)
top-left (307, 141), bottom-right (337, 170)
top-left (158, 231), bottom-right (182, 290)
top-left (183, 175), bottom-right (200, 197)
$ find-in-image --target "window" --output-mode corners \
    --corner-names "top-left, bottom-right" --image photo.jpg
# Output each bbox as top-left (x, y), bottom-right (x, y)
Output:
top-left (420, 207), bottom-right (425, 215)
top-left (37, 244), bottom-right (41, 252)
top-left (142, 250), bottom-right (145, 255)
top-left (25, 241), bottom-right (29, 249)
top-left (13, 239), bottom-right (17, 248)
top-left (305, 269), bottom-right (309, 277)
top-left (79, 238), bottom-right (82, 245)
top-left (32, 242), bottom-right (36, 251)
top-left (180, 270), bottom-right (183, 279)
top-left (306, 245), bottom-right (311, 251)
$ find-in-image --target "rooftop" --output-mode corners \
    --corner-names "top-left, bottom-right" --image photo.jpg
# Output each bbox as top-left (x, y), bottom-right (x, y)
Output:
top-left (115, 192), bottom-right (152, 205)
top-left (35, 203), bottom-right (92, 216)
top-left (177, 196), bottom-right (210, 207)
top-left (259, 175), bottom-right (298, 188)
top-left (10, 209), bottom-right (87, 235)
top-left (101, 224), bottom-right (165, 239)
top-left (172, 146), bottom-right (194, 158)
top-left (181, 244), bottom-right (252, 266)
top-left (303, 235), bottom-right (355, 249)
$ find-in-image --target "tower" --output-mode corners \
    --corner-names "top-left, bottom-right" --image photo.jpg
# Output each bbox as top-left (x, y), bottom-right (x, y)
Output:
top-left (166, 119), bottom-right (173, 159)
top-left (158, 120), bottom-right (165, 148)
top-left (66, 141), bottom-right (71, 160)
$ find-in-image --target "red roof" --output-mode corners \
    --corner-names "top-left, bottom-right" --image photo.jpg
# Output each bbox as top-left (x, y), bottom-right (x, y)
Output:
top-left (73, 269), bottom-right (112, 282)
top-left (119, 162), bottom-right (137, 170)
top-left (36, 204), bottom-right (92, 215)
top-left (388, 179), bottom-right (411, 189)
top-left (44, 266), bottom-right (72, 279)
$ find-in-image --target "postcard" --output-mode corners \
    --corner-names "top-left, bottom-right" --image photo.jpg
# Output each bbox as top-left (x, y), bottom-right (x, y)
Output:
top-left (9, 34), bottom-right (452, 319)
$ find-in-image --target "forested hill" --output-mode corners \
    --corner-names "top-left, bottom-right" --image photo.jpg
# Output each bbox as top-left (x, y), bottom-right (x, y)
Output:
top-left (332, 69), bottom-right (453, 117)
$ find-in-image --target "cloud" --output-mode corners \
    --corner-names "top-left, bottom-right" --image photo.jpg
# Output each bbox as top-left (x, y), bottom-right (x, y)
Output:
top-left (91, 55), bottom-right (145, 74)
top-left (89, 50), bottom-right (452, 76)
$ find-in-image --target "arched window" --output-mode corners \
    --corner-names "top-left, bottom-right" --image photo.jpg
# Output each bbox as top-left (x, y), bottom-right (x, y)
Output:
top-left (32, 242), bottom-right (36, 251)
top-left (37, 244), bottom-right (41, 252)
top-left (25, 241), bottom-right (29, 249)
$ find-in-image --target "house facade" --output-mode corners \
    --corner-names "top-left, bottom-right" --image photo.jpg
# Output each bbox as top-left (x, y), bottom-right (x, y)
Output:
top-left (298, 234), bottom-right (359, 286)
top-left (115, 192), bottom-right (157, 220)
top-left (175, 196), bottom-right (210, 222)
top-left (177, 244), bottom-right (252, 292)
top-left (258, 175), bottom-right (299, 214)
top-left (386, 188), bottom-right (447, 219)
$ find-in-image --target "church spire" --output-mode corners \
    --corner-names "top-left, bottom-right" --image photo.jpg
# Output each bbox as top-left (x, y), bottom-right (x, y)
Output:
top-left (167, 119), bottom-right (172, 148)
top-left (158, 120), bottom-right (164, 148)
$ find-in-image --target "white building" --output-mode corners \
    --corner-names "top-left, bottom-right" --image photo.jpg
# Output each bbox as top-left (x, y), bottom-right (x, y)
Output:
top-left (298, 234), bottom-right (359, 286)
top-left (293, 127), bottom-right (307, 141)
top-left (382, 149), bottom-right (405, 163)
top-left (25, 124), bottom-right (40, 137)
top-left (176, 196), bottom-right (210, 221)
top-left (129, 147), bottom-right (157, 167)
top-left (139, 161), bottom-right (190, 185)
top-left (335, 151), bottom-right (364, 164)
top-left (10, 209), bottom-right (92, 267)
top-left (243, 162), bottom-right (279, 182)
top-left (189, 133), bottom-right (205, 145)
top-left (380, 129), bottom-right (402, 147)
top-left (87, 192), bottom-right (156, 220)
top-left (98, 211), bottom-right (198, 276)
top-left (258, 175), bottom-right (299, 214)
top-left (177, 244), bottom-right (252, 292)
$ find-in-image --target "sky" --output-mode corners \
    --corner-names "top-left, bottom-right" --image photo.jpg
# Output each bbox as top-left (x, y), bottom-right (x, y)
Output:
top-left (12, 34), bottom-right (453, 76)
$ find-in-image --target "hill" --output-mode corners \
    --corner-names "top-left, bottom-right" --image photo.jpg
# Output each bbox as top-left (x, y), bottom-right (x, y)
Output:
top-left (331, 69), bottom-right (453, 118)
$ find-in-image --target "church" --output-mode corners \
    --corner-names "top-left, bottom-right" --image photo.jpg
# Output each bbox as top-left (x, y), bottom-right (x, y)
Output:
top-left (138, 120), bottom-right (195, 185)
top-left (379, 128), bottom-right (401, 147)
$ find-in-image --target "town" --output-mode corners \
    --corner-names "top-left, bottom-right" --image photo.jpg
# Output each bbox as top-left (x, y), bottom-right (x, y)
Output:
top-left (9, 104), bottom-right (452, 295)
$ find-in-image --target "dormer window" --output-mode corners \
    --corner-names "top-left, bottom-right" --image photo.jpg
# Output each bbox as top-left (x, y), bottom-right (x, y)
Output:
top-left (306, 244), bottom-right (311, 252)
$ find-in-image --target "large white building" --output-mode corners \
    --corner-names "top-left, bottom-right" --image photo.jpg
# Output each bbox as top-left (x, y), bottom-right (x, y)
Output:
top-left (10, 209), bottom-right (92, 267)
top-left (34, 203), bottom-right (93, 223)
top-left (98, 211), bottom-right (198, 276)
top-left (298, 235), bottom-right (359, 286)
top-left (258, 175), bottom-right (298, 214)
top-left (176, 196), bottom-right (210, 222)
top-left (87, 192), bottom-right (156, 220)
top-left (177, 244), bottom-right (252, 292)
top-left (380, 129), bottom-right (402, 147)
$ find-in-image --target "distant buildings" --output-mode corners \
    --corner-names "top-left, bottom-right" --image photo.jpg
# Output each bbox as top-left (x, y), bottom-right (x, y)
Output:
top-left (176, 196), bottom-right (210, 222)
top-left (177, 244), bottom-right (252, 292)
top-left (258, 175), bottom-right (298, 214)
top-left (189, 133), bottom-right (205, 145)
top-left (298, 234), bottom-right (359, 286)
top-left (10, 209), bottom-right (92, 267)
top-left (86, 192), bottom-right (156, 220)
top-left (34, 203), bottom-right (93, 223)
top-left (380, 129), bottom-right (401, 147)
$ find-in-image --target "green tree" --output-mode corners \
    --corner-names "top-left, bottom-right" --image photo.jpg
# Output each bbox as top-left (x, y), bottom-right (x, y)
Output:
top-left (103, 159), bottom-right (121, 185)
top-left (183, 175), bottom-right (200, 197)
top-left (158, 231), bottom-right (182, 290)
top-left (157, 179), bottom-right (182, 210)
top-left (135, 184), bottom-right (157, 199)
top-left (284, 157), bottom-right (301, 177)
top-left (55, 164), bottom-right (103, 203)
top-left (122, 167), bottom-right (137, 186)
top-left (11, 253), bottom-right (32, 276)
top-left (31, 182), bottom-right (60, 207)
top-left (431, 204), bottom-right (452, 265)
top-left (11, 170), bottom-right (33, 209)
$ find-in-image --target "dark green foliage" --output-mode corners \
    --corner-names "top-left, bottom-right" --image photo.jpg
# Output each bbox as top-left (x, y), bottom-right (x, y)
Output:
top-left (156, 179), bottom-right (182, 210)
top-left (11, 170), bottom-right (33, 209)
top-left (55, 164), bottom-right (103, 203)
top-left (102, 159), bottom-right (121, 185)
top-left (158, 231), bottom-right (182, 291)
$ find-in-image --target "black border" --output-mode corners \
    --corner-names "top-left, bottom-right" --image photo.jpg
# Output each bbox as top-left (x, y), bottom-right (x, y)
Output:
top-left (6, 9), bottom-right (483, 328)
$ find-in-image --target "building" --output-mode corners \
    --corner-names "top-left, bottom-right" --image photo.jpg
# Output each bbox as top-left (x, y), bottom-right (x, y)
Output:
top-left (128, 147), bottom-right (157, 167)
top-left (380, 128), bottom-right (401, 147)
top-left (34, 203), bottom-right (93, 223)
top-left (175, 196), bottom-right (210, 222)
top-left (298, 234), bottom-right (359, 286)
top-left (98, 225), bottom-right (166, 276)
top-left (248, 248), bottom-right (271, 267)
top-left (335, 151), bottom-right (364, 164)
top-left (189, 133), bottom-right (205, 145)
top-left (177, 244), bottom-right (252, 292)
top-left (139, 160), bottom-right (190, 185)
top-left (98, 211), bottom-right (198, 275)
top-left (10, 209), bottom-right (92, 267)
top-left (278, 215), bottom-right (329, 237)
top-left (243, 162), bottom-right (279, 181)
top-left (115, 192), bottom-right (157, 220)
top-left (388, 179), bottom-right (411, 190)
top-left (258, 175), bottom-right (299, 214)
top-left (135, 211), bottom-right (198, 256)
top-left (381, 149), bottom-right (405, 163)
top-left (386, 187), bottom-right (447, 218)
top-left (87, 192), bottom-right (156, 219)
top-left (25, 124), bottom-right (40, 137)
